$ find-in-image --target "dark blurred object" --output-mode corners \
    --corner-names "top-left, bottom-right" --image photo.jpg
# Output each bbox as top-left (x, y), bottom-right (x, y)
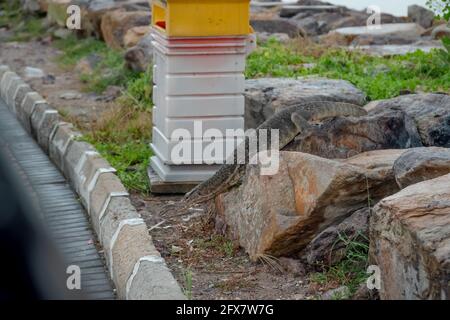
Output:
top-left (0, 146), bottom-right (80, 300)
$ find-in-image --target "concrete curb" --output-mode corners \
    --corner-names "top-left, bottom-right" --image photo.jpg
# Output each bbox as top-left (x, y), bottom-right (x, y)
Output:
top-left (0, 65), bottom-right (185, 300)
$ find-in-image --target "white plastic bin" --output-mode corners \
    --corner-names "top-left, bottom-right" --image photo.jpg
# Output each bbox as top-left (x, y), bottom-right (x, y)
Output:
top-left (149, 27), bottom-right (253, 183)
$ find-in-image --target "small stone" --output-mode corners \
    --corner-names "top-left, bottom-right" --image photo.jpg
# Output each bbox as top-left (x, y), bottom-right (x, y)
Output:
top-left (59, 90), bottom-right (82, 100)
top-left (42, 74), bottom-right (56, 85)
top-left (171, 245), bottom-right (183, 254)
top-left (24, 66), bottom-right (45, 79)
top-left (321, 286), bottom-right (350, 300)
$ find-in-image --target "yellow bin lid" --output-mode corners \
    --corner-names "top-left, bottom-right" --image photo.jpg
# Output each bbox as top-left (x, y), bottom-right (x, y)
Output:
top-left (151, 0), bottom-right (252, 37)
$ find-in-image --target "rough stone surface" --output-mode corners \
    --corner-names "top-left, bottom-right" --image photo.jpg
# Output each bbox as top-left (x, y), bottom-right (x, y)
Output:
top-left (408, 5), bottom-right (435, 29)
top-left (100, 9), bottom-right (151, 49)
top-left (90, 172), bottom-right (128, 234)
top-left (331, 23), bottom-right (425, 45)
top-left (291, 5), bottom-right (406, 37)
top-left (305, 207), bottom-right (370, 266)
top-left (78, 154), bottom-right (113, 208)
top-left (244, 77), bottom-right (366, 129)
top-left (0, 65), bottom-right (10, 82)
top-left (303, 150), bottom-right (405, 265)
top-left (4, 76), bottom-right (22, 109)
top-left (18, 92), bottom-right (46, 134)
top-left (30, 103), bottom-right (60, 153)
top-left (393, 147), bottom-right (450, 189)
top-left (215, 151), bottom-right (401, 260)
top-left (13, 83), bottom-right (33, 113)
top-left (284, 111), bottom-right (422, 159)
top-left (63, 140), bottom-right (97, 193)
top-left (0, 71), bottom-right (19, 101)
top-left (127, 257), bottom-right (186, 300)
top-left (124, 32), bottom-right (153, 72)
top-left (49, 122), bottom-right (81, 172)
top-left (368, 94), bottom-right (450, 148)
top-left (100, 196), bottom-right (140, 249)
top-left (321, 286), bottom-right (350, 300)
top-left (369, 173), bottom-right (450, 300)
top-left (351, 41), bottom-right (444, 57)
top-left (123, 25), bottom-right (150, 48)
top-left (111, 222), bottom-right (158, 299)
top-left (250, 19), bottom-right (305, 38)
top-left (279, 4), bottom-right (339, 19)
top-left (432, 23), bottom-right (450, 40)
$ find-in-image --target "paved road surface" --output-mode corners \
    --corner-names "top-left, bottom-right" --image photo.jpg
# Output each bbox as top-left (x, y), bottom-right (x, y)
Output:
top-left (0, 98), bottom-right (115, 299)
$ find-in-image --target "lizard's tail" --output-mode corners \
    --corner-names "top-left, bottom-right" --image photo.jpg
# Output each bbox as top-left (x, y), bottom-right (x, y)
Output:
top-left (295, 101), bottom-right (367, 120)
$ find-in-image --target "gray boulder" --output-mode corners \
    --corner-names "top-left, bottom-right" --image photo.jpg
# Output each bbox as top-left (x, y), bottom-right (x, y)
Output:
top-left (250, 19), bottom-right (305, 38)
top-left (367, 94), bottom-right (450, 148)
top-left (331, 23), bottom-right (425, 45)
top-left (244, 77), bottom-right (366, 129)
top-left (124, 33), bottom-right (153, 73)
top-left (393, 147), bottom-right (450, 188)
top-left (369, 173), bottom-right (450, 299)
top-left (291, 8), bottom-right (406, 37)
top-left (304, 207), bottom-right (370, 266)
top-left (285, 110), bottom-right (423, 159)
top-left (432, 23), bottom-right (450, 40)
top-left (408, 5), bottom-right (435, 29)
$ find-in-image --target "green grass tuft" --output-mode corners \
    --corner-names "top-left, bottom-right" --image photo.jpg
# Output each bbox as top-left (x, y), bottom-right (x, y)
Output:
top-left (309, 232), bottom-right (370, 297)
top-left (246, 39), bottom-right (450, 100)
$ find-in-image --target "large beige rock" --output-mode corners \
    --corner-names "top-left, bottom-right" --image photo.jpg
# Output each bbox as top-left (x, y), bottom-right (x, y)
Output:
top-left (215, 150), bottom-right (402, 260)
top-left (100, 9), bottom-right (151, 49)
top-left (369, 173), bottom-right (450, 300)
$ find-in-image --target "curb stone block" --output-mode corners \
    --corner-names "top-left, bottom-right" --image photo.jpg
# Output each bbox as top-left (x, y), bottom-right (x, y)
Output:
top-left (89, 172), bottom-right (128, 235)
top-left (0, 71), bottom-right (15, 97)
top-left (78, 154), bottom-right (115, 210)
top-left (4, 77), bottom-right (22, 109)
top-left (110, 221), bottom-right (159, 299)
top-left (30, 101), bottom-right (52, 135)
top-left (31, 103), bottom-right (60, 153)
top-left (49, 122), bottom-right (81, 172)
top-left (18, 92), bottom-right (46, 133)
top-left (13, 84), bottom-right (33, 114)
top-left (0, 65), bottom-right (10, 83)
top-left (6, 78), bottom-right (28, 113)
top-left (127, 257), bottom-right (186, 300)
top-left (99, 197), bottom-right (140, 250)
top-left (63, 140), bottom-right (97, 192)
top-left (0, 66), bottom-right (185, 299)
top-left (0, 72), bottom-right (20, 103)
top-left (1, 66), bottom-right (186, 300)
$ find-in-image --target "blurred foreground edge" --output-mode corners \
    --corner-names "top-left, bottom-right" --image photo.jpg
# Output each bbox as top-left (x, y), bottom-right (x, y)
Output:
top-left (0, 143), bottom-right (84, 300)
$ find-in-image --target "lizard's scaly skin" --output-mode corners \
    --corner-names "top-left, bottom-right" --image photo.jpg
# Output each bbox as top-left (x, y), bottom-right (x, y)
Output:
top-left (184, 101), bottom-right (367, 204)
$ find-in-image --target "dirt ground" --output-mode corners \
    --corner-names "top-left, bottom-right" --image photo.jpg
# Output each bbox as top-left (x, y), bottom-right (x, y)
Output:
top-left (131, 193), bottom-right (320, 300)
top-left (0, 40), bottom-right (116, 127)
top-left (1, 38), bottom-right (331, 300)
